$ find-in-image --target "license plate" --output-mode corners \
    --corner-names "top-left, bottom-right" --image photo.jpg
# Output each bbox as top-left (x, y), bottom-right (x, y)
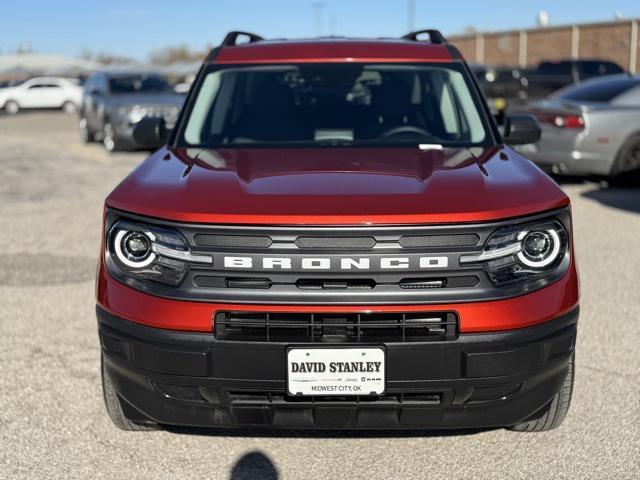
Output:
top-left (287, 347), bottom-right (385, 396)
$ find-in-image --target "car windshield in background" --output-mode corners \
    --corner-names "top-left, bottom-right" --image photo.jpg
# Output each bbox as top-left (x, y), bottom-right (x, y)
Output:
top-left (109, 74), bottom-right (172, 94)
top-left (181, 63), bottom-right (489, 148)
top-left (554, 77), bottom-right (640, 103)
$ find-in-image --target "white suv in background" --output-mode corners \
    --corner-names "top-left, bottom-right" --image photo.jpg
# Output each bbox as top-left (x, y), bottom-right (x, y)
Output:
top-left (0, 77), bottom-right (82, 114)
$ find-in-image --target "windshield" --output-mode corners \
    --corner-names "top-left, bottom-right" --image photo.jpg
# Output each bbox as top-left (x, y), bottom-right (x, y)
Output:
top-left (180, 63), bottom-right (490, 148)
top-left (108, 74), bottom-right (172, 94)
top-left (554, 77), bottom-right (639, 103)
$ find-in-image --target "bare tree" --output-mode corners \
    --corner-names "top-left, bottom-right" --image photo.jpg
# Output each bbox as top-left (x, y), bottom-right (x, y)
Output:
top-left (148, 45), bottom-right (209, 65)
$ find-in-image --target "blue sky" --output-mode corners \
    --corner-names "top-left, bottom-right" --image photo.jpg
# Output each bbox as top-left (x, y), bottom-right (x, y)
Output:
top-left (3, 0), bottom-right (640, 60)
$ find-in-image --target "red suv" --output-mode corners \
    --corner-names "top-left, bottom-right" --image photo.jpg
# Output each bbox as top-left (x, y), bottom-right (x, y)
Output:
top-left (97, 30), bottom-right (579, 431)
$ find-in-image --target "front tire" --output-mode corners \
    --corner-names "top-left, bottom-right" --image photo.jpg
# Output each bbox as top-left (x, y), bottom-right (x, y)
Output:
top-left (509, 352), bottom-right (574, 432)
top-left (101, 355), bottom-right (159, 431)
top-left (78, 117), bottom-right (95, 143)
top-left (4, 100), bottom-right (20, 114)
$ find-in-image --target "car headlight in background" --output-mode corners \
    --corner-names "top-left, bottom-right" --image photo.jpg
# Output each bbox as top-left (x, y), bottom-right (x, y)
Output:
top-left (460, 219), bottom-right (568, 286)
top-left (107, 220), bottom-right (211, 286)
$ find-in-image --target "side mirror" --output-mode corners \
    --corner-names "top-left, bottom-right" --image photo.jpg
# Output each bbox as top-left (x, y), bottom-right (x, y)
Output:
top-left (133, 116), bottom-right (168, 149)
top-left (503, 114), bottom-right (541, 145)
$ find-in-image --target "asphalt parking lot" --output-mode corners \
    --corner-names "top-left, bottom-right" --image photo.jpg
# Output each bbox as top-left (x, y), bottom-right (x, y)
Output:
top-left (0, 112), bottom-right (638, 479)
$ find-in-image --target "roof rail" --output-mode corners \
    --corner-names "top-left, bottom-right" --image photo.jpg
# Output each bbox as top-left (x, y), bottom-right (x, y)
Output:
top-left (221, 31), bottom-right (264, 47)
top-left (402, 29), bottom-right (447, 44)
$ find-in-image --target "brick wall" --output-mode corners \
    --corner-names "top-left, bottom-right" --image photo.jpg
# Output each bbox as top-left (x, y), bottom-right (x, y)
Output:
top-left (452, 36), bottom-right (476, 62)
top-left (579, 23), bottom-right (631, 67)
top-left (483, 32), bottom-right (519, 66)
top-left (526, 28), bottom-right (572, 66)
top-left (450, 19), bottom-right (639, 72)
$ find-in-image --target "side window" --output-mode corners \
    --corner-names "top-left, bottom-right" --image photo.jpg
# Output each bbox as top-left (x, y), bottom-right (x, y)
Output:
top-left (28, 83), bottom-right (60, 89)
top-left (537, 62), bottom-right (572, 76)
top-left (580, 61), bottom-right (606, 78)
top-left (97, 76), bottom-right (108, 94)
top-left (604, 62), bottom-right (624, 74)
top-left (87, 75), bottom-right (104, 94)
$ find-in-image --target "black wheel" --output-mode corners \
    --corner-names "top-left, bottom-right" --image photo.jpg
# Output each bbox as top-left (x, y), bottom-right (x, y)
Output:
top-left (509, 353), bottom-right (574, 432)
top-left (78, 116), bottom-right (95, 143)
top-left (611, 134), bottom-right (640, 180)
top-left (103, 122), bottom-right (125, 152)
top-left (4, 100), bottom-right (20, 114)
top-left (101, 355), bottom-right (159, 431)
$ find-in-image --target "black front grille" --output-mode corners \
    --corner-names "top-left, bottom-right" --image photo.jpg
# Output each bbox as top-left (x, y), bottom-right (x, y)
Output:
top-left (192, 232), bottom-right (480, 250)
top-left (214, 311), bottom-right (458, 343)
top-left (107, 207), bottom-right (570, 305)
top-left (399, 233), bottom-right (480, 248)
top-left (295, 236), bottom-right (376, 249)
top-left (193, 234), bottom-right (273, 248)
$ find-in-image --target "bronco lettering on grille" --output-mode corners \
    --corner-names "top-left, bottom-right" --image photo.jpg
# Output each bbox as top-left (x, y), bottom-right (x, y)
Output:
top-left (222, 256), bottom-right (448, 270)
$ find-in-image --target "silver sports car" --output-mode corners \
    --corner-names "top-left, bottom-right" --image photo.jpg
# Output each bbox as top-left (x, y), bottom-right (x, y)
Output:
top-left (514, 75), bottom-right (640, 178)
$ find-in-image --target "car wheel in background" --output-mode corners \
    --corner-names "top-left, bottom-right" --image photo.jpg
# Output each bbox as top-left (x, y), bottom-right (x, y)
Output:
top-left (508, 352), bottom-right (574, 432)
top-left (4, 100), bottom-right (20, 114)
top-left (103, 122), bottom-right (124, 152)
top-left (611, 134), bottom-right (640, 181)
top-left (78, 117), bottom-right (95, 143)
top-left (101, 355), bottom-right (159, 431)
top-left (62, 101), bottom-right (77, 114)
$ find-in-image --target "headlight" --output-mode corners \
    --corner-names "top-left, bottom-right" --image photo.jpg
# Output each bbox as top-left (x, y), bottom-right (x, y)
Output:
top-left (107, 220), bottom-right (212, 286)
top-left (460, 220), bottom-right (568, 286)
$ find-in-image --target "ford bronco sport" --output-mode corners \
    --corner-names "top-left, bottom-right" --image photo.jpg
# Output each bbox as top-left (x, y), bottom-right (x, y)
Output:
top-left (97, 30), bottom-right (579, 431)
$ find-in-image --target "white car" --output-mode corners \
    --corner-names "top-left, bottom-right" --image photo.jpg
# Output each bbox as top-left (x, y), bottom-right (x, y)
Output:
top-left (0, 77), bottom-right (82, 114)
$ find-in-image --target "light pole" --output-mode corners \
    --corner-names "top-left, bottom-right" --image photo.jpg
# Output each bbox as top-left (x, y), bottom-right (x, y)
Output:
top-left (312, 2), bottom-right (325, 36)
top-left (407, 0), bottom-right (415, 32)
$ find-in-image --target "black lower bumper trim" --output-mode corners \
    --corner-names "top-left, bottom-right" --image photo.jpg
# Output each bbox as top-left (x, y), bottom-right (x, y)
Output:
top-left (97, 305), bottom-right (578, 429)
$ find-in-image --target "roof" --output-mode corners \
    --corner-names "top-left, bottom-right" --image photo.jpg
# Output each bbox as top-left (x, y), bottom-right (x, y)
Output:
top-left (211, 38), bottom-right (456, 64)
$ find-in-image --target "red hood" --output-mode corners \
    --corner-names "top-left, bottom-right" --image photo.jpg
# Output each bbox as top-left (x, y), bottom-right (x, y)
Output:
top-left (106, 146), bottom-right (568, 225)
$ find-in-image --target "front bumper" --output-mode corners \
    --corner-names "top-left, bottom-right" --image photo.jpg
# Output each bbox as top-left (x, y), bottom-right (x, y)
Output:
top-left (111, 121), bottom-right (138, 147)
top-left (98, 305), bottom-right (578, 429)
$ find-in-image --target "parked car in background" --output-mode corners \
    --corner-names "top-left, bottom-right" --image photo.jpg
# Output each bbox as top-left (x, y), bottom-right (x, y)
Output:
top-left (513, 74), bottom-right (640, 178)
top-left (79, 71), bottom-right (184, 152)
top-left (470, 63), bottom-right (526, 123)
top-left (0, 76), bottom-right (82, 114)
top-left (521, 59), bottom-right (625, 101)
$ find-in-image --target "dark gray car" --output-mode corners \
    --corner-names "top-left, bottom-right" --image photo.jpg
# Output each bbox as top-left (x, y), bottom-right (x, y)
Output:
top-left (514, 74), bottom-right (640, 178)
top-left (79, 71), bottom-right (184, 152)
